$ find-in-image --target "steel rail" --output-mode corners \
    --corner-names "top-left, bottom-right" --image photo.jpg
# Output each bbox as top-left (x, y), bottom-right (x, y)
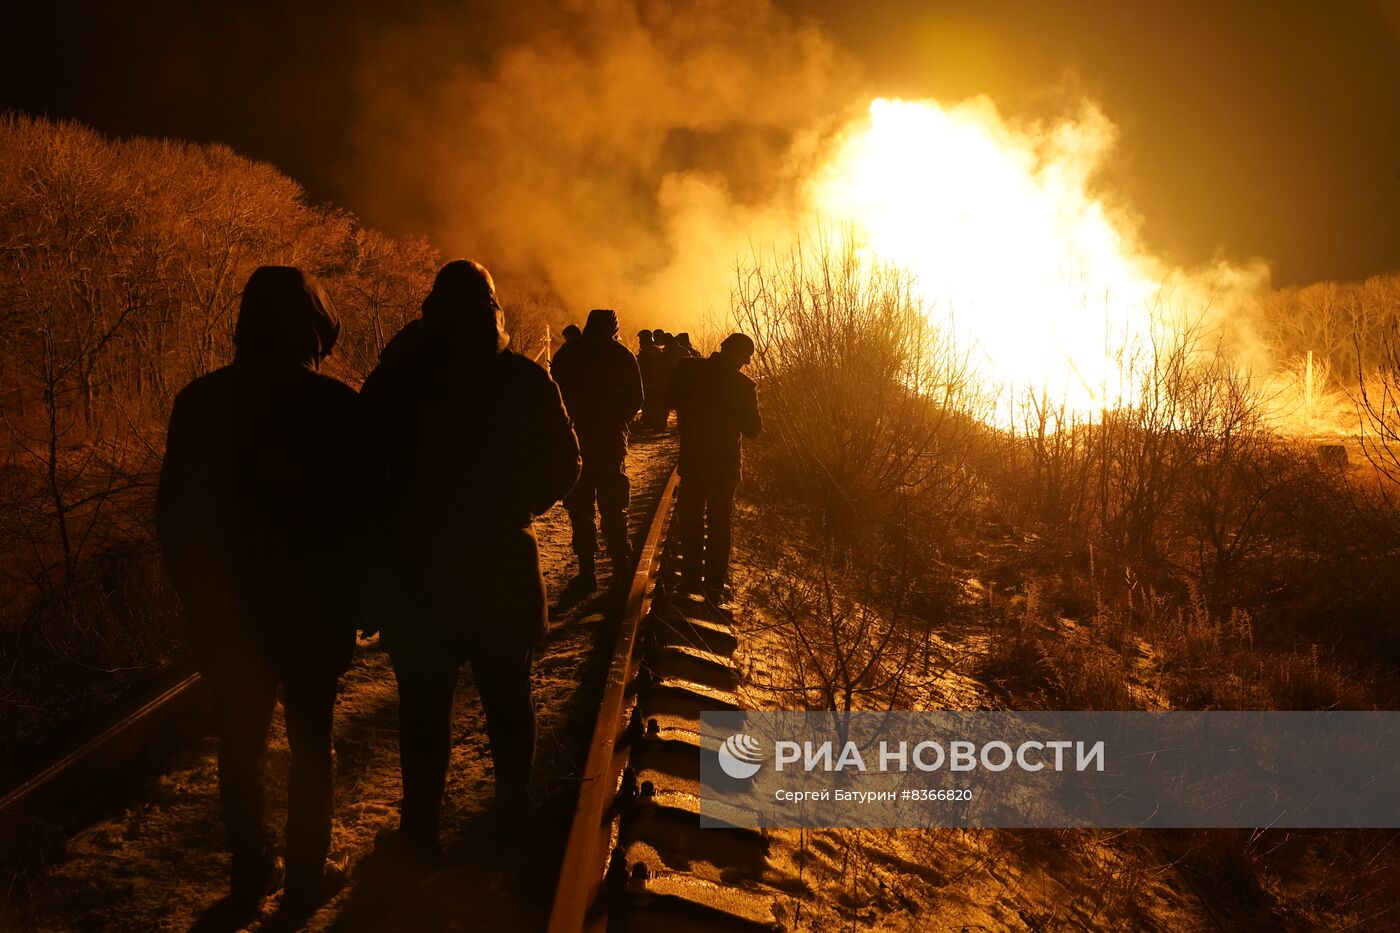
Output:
top-left (548, 466), bottom-right (680, 933)
top-left (2, 462), bottom-right (684, 925)
top-left (0, 670), bottom-right (204, 856)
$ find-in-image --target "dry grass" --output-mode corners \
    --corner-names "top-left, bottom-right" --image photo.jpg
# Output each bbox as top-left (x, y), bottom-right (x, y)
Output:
top-left (0, 542), bottom-right (184, 778)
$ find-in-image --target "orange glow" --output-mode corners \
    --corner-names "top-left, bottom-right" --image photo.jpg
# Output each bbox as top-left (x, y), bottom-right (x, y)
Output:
top-left (810, 97), bottom-right (1172, 424)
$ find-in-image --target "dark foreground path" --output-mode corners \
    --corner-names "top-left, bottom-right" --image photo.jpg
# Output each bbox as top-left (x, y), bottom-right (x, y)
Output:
top-left (10, 431), bottom-right (676, 933)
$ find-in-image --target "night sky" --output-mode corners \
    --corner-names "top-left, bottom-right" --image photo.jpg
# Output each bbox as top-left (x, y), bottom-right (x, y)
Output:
top-left (4, 0), bottom-right (1398, 287)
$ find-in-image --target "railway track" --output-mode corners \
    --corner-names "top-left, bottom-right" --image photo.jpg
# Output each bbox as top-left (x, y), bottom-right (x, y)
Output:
top-left (3, 442), bottom-right (775, 931)
top-left (548, 472), bottom-right (776, 933)
top-left (0, 668), bottom-right (205, 861)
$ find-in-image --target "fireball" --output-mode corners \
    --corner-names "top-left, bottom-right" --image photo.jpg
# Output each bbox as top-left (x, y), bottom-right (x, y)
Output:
top-left (810, 97), bottom-right (1172, 424)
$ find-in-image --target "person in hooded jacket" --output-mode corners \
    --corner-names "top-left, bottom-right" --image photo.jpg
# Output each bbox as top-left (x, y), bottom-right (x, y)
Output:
top-left (359, 260), bottom-right (579, 866)
top-left (667, 333), bottom-right (762, 602)
top-left (549, 309), bottom-right (644, 590)
top-left (157, 266), bottom-right (357, 917)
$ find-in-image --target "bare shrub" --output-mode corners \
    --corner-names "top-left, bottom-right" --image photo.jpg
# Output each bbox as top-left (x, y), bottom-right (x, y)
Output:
top-left (1257, 829), bottom-right (1400, 929)
top-left (1002, 392), bottom-right (1098, 532)
top-left (1357, 315), bottom-right (1400, 505)
top-left (730, 233), bottom-right (989, 716)
top-left (744, 506), bottom-right (922, 714)
top-left (978, 578), bottom-right (1135, 710)
top-left (732, 231), bottom-right (984, 548)
top-left (977, 578), bottom-right (1056, 705)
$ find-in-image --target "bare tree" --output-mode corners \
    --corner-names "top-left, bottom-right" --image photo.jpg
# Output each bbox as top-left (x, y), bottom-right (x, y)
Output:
top-left (732, 231), bottom-right (983, 547)
top-left (0, 114), bottom-right (443, 716)
top-left (1357, 318), bottom-right (1400, 507)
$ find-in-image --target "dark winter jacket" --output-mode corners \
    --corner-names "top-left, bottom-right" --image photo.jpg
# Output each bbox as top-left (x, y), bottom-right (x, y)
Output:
top-left (549, 309), bottom-right (643, 444)
top-left (359, 261), bottom-right (580, 659)
top-left (666, 353), bottom-right (762, 482)
top-left (156, 266), bottom-right (359, 677)
top-left (637, 338), bottom-right (666, 396)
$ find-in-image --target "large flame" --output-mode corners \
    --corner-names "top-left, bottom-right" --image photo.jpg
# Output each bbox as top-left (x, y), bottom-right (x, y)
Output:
top-left (809, 98), bottom-right (1174, 423)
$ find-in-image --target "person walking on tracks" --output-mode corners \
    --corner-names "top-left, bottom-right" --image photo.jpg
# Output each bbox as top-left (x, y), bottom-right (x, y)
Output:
top-left (550, 308), bottom-right (644, 592)
top-left (636, 329), bottom-right (668, 432)
top-left (359, 260), bottom-right (579, 868)
top-left (666, 333), bottom-right (762, 603)
top-left (157, 266), bottom-right (357, 918)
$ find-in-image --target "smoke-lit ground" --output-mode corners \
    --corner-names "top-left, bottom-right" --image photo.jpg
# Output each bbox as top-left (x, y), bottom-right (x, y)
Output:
top-left (716, 492), bottom-right (1394, 932)
top-left (9, 433), bottom-right (675, 933)
top-left (16, 435), bottom-right (1397, 931)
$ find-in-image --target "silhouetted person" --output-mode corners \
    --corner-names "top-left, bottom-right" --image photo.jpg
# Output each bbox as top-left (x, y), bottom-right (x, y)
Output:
top-left (650, 331), bottom-right (676, 420)
top-left (675, 332), bottom-right (699, 357)
top-left (359, 260), bottom-right (579, 867)
top-left (667, 333), bottom-right (762, 602)
top-left (550, 308), bottom-right (644, 590)
top-left (637, 329), bottom-right (668, 431)
top-left (157, 266), bottom-right (356, 918)
top-left (660, 329), bottom-right (689, 388)
top-left (562, 323), bottom-right (582, 344)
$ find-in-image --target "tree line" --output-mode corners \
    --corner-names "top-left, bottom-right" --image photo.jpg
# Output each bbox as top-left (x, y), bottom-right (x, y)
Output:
top-left (0, 116), bottom-right (457, 755)
top-left (0, 114), bottom-right (454, 614)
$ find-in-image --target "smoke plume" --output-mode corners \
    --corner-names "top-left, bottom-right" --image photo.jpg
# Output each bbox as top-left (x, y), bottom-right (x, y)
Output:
top-left (347, 0), bottom-right (1312, 430)
top-left (350, 0), bottom-right (860, 336)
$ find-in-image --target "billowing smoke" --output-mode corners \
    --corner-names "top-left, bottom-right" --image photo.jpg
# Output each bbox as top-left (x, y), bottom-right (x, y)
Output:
top-left (350, 0), bottom-right (1325, 430)
top-left (350, 0), bottom-right (860, 336)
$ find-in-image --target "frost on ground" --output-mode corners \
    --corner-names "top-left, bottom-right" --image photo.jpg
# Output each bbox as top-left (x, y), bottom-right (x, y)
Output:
top-left (722, 495), bottom-right (1216, 932)
top-left (12, 431), bottom-right (676, 933)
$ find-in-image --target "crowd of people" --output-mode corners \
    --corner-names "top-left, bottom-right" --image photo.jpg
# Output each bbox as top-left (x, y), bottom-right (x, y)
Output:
top-left (155, 261), bottom-right (760, 923)
top-left (634, 328), bottom-right (699, 433)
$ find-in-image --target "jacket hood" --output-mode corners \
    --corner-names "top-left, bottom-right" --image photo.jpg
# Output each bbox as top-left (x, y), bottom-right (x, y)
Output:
top-left (234, 266), bottom-right (339, 368)
top-left (421, 259), bottom-right (509, 353)
top-left (582, 308), bottom-right (619, 340)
